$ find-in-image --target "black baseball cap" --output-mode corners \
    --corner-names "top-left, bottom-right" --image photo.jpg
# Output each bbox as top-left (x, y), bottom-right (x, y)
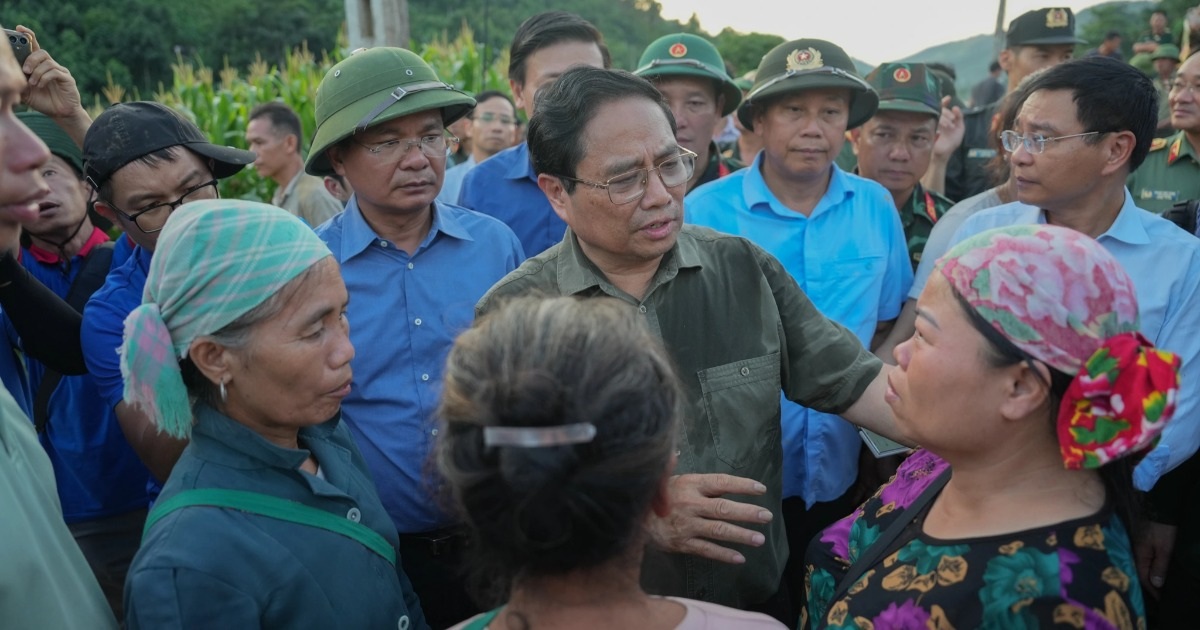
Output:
top-left (1005, 7), bottom-right (1086, 47)
top-left (83, 101), bottom-right (254, 188)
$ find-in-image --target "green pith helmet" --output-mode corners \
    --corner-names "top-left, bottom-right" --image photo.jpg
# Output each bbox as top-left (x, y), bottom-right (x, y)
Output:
top-left (866, 63), bottom-right (941, 117)
top-left (305, 47), bottom-right (476, 176)
top-left (634, 33), bottom-right (742, 116)
top-left (738, 38), bottom-right (878, 131)
top-left (1152, 44), bottom-right (1182, 62)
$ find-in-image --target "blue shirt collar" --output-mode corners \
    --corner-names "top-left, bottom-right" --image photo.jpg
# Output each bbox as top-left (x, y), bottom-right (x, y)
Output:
top-left (336, 197), bottom-right (474, 263)
top-left (502, 142), bottom-right (537, 182)
top-left (742, 152), bottom-right (852, 217)
top-left (1036, 188), bottom-right (1150, 246)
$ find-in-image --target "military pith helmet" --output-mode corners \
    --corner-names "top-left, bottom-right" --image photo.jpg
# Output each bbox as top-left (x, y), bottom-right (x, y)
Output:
top-left (305, 47), bottom-right (476, 176)
top-left (634, 33), bottom-right (742, 116)
top-left (867, 63), bottom-right (941, 117)
top-left (1152, 44), bottom-right (1182, 62)
top-left (1005, 8), bottom-right (1085, 47)
top-left (738, 38), bottom-right (878, 131)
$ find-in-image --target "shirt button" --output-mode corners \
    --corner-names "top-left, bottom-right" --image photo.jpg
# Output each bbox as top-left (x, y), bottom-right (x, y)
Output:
top-left (740, 366), bottom-right (750, 376)
top-left (414, 318), bottom-right (422, 326)
top-left (431, 428), bottom-right (439, 437)
top-left (347, 507), bottom-right (361, 522)
top-left (407, 262), bottom-right (415, 270)
top-left (379, 240), bottom-right (388, 248)
top-left (421, 374), bottom-right (430, 382)
top-left (398, 615), bottom-right (410, 630)
top-left (638, 305), bottom-right (647, 313)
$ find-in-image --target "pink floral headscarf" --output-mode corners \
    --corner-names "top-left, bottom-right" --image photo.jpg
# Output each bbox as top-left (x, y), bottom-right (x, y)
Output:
top-left (936, 225), bottom-right (1181, 469)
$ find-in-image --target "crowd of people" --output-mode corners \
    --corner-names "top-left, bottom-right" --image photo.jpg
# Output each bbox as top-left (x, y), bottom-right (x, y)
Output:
top-left (0, 4), bottom-right (1198, 629)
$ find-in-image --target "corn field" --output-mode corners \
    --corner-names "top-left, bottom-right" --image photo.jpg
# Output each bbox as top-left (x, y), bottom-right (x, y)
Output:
top-left (89, 23), bottom-right (510, 203)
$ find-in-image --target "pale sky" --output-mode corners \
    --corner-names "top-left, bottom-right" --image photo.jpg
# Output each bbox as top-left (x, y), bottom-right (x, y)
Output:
top-left (657, 0), bottom-right (1115, 65)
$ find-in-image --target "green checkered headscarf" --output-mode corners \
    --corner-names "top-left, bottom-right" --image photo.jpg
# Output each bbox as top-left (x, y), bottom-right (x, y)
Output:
top-left (120, 200), bottom-right (333, 438)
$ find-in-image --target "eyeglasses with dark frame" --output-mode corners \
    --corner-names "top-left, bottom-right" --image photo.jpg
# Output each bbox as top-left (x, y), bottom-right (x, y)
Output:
top-left (103, 179), bottom-right (219, 233)
top-left (352, 132), bottom-right (459, 162)
top-left (556, 149), bottom-right (698, 205)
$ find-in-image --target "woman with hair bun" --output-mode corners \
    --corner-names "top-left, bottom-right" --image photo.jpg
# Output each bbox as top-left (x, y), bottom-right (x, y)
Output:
top-left (440, 296), bottom-right (784, 629)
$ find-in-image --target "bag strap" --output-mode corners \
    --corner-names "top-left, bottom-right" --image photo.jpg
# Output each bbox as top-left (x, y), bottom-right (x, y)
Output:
top-left (830, 467), bottom-right (950, 603)
top-left (461, 609), bottom-right (502, 630)
top-left (144, 488), bottom-right (397, 566)
top-left (33, 243), bottom-right (114, 433)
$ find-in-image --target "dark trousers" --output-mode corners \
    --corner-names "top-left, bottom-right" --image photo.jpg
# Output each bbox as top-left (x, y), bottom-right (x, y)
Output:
top-left (396, 527), bottom-right (479, 629)
top-left (67, 507), bottom-right (147, 624)
top-left (783, 486), bottom-right (863, 628)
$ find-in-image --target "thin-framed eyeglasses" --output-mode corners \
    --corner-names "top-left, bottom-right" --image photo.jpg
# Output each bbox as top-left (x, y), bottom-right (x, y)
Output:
top-left (999, 130), bottom-right (1102, 155)
top-left (556, 149), bottom-right (698, 205)
top-left (1169, 80), bottom-right (1200, 97)
top-left (103, 179), bottom-right (219, 233)
top-left (352, 132), bottom-right (459, 161)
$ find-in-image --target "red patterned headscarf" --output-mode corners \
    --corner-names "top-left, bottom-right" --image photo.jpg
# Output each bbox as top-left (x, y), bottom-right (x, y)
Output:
top-left (937, 225), bottom-right (1182, 469)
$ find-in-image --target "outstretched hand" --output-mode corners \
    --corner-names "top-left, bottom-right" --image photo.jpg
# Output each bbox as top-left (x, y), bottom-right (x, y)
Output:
top-left (646, 472), bottom-right (773, 564)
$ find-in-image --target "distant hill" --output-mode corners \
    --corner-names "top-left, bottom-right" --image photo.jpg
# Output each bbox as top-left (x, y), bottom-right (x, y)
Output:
top-left (863, 1), bottom-right (1153, 105)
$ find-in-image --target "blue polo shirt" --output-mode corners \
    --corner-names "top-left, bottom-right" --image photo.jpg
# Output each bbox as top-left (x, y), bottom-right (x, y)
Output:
top-left (457, 142), bottom-right (567, 256)
top-left (82, 245), bottom-right (151, 409)
top-left (13, 238), bottom-right (153, 522)
top-left (316, 198), bottom-right (524, 533)
top-left (687, 156), bottom-right (912, 505)
top-left (950, 191), bottom-right (1200, 492)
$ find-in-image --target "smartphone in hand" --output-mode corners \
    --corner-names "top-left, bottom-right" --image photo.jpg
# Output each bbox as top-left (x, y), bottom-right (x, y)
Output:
top-left (4, 29), bottom-right (32, 68)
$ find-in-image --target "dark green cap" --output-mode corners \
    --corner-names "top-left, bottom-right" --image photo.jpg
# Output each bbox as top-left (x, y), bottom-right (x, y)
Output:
top-left (1006, 7), bottom-right (1085, 47)
top-left (866, 63), bottom-right (941, 117)
top-left (738, 38), bottom-right (878, 131)
top-left (634, 33), bottom-right (741, 116)
top-left (1152, 44), bottom-right (1182, 62)
top-left (306, 47), bottom-right (476, 176)
top-left (17, 111), bottom-right (83, 176)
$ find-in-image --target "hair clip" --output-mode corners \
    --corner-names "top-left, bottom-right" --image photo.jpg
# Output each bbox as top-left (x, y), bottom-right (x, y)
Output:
top-left (483, 423), bottom-right (597, 448)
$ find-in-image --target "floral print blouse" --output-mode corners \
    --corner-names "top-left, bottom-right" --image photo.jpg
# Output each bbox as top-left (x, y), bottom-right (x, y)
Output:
top-left (803, 449), bottom-right (1145, 630)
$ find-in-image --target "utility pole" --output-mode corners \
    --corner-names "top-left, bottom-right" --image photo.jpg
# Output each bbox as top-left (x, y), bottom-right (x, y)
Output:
top-left (993, 0), bottom-right (1007, 58)
top-left (345, 0), bottom-right (410, 50)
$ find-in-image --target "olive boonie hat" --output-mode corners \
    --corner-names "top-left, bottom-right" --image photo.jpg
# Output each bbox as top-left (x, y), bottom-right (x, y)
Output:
top-left (738, 38), bottom-right (878, 131)
top-left (867, 63), bottom-right (941, 117)
top-left (1152, 44), bottom-right (1181, 62)
top-left (306, 47), bottom-right (476, 176)
top-left (83, 102), bottom-right (254, 188)
top-left (1005, 7), bottom-right (1085, 47)
top-left (634, 33), bottom-right (741, 116)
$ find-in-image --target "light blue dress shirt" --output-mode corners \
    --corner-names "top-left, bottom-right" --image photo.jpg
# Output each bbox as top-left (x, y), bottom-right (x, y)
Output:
top-left (687, 156), bottom-right (913, 505)
top-left (951, 190), bottom-right (1200, 491)
top-left (436, 155), bottom-right (475, 206)
top-left (458, 142), bottom-right (568, 256)
top-left (316, 198), bottom-right (524, 532)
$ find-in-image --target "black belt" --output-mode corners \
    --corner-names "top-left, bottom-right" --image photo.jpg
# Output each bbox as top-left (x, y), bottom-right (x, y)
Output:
top-left (397, 526), bottom-right (469, 558)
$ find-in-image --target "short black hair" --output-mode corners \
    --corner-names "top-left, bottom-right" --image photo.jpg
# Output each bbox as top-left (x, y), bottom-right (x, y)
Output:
top-left (1016, 56), bottom-right (1157, 171)
top-left (927, 61), bottom-right (957, 81)
top-left (508, 11), bottom-right (611, 86)
top-left (1152, 9), bottom-right (1168, 19)
top-left (248, 101), bottom-right (303, 153)
top-left (527, 67), bottom-right (675, 193)
top-left (470, 90), bottom-right (516, 114)
top-left (1104, 30), bottom-right (1122, 41)
top-left (990, 60), bottom-right (1002, 73)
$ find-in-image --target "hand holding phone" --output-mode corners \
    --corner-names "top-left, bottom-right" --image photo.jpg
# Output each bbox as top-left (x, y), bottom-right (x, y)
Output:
top-left (3, 29), bottom-right (32, 69)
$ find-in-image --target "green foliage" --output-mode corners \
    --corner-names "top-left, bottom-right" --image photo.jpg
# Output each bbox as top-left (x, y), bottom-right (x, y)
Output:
top-left (712, 28), bottom-right (784, 76)
top-left (418, 23), bottom-right (510, 95)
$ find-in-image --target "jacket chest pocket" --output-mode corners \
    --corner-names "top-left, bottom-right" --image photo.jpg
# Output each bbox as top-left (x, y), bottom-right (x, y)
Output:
top-left (697, 352), bottom-right (782, 469)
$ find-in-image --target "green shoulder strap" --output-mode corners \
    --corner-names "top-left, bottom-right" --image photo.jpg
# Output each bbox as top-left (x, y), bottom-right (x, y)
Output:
top-left (461, 609), bottom-right (502, 630)
top-left (144, 488), bottom-right (396, 566)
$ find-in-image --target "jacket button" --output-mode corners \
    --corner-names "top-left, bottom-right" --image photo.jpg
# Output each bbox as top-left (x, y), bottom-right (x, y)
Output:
top-left (347, 507), bottom-right (361, 522)
top-left (398, 615), bottom-right (410, 630)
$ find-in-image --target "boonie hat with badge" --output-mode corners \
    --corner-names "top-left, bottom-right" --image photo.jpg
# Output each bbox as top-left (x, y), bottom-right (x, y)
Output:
top-left (634, 33), bottom-right (742, 116)
top-left (866, 63), bottom-right (941, 118)
top-left (739, 38), bottom-right (878, 131)
top-left (1005, 7), bottom-right (1085, 47)
top-left (306, 47), bottom-right (476, 176)
top-left (83, 101), bottom-right (254, 189)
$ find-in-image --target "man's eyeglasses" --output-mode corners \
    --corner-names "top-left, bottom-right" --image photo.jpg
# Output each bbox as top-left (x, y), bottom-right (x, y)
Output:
top-left (1169, 80), bottom-right (1200, 96)
top-left (556, 149), bottom-right (698, 205)
top-left (105, 179), bottom-right (219, 233)
top-left (473, 112), bottom-right (518, 126)
top-left (352, 133), bottom-right (458, 161)
top-left (999, 130), bottom-right (1101, 155)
